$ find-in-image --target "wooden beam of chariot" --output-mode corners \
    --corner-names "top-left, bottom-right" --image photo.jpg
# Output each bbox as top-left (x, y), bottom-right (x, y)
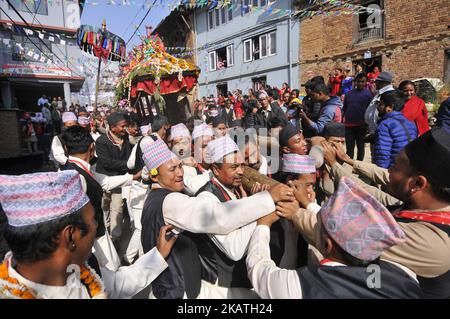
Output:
top-left (242, 166), bottom-right (280, 193)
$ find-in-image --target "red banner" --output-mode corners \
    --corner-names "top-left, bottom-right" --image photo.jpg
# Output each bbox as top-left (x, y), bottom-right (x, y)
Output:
top-left (130, 75), bottom-right (198, 98)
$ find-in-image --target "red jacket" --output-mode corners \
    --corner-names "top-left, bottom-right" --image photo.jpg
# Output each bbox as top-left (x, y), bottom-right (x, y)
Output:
top-left (329, 75), bottom-right (344, 96)
top-left (402, 95), bottom-right (430, 136)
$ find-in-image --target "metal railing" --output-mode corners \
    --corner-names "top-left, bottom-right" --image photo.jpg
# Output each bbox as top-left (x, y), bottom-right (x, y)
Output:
top-left (355, 26), bottom-right (383, 43)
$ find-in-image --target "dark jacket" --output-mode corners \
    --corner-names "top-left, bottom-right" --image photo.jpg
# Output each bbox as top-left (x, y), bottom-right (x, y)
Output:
top-left (343, 88), bottom-right (374, 126)
top-left (436, 97), bottom-right (450, 131)
top-left (141, 188), bottom-right (202, 299)
top-left (95, 132), bottom-right (132, 176)
top-left (254, 102), bottom-right (288, 129)
top-left (374, 111), bottom-right (418, 168)
top-left (243, 100), bottom-right (258, 129)
top-left (220, 107), bottom-right (235, 127)
top-left (297, 260), bottom-right (423, 299)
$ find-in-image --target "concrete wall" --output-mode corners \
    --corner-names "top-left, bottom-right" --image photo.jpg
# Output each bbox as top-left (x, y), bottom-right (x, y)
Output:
top-left (0, 1), bottom-right (81, 30)
top-left (195, 0), bottom-right (300, 97)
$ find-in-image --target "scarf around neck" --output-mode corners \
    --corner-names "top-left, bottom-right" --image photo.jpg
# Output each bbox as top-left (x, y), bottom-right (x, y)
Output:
top-left (107, 128), bottom-right (124, 150)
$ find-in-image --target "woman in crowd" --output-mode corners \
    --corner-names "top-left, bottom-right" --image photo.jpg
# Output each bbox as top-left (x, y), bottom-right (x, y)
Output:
top-left (398, 80), bottom-right (430, 136)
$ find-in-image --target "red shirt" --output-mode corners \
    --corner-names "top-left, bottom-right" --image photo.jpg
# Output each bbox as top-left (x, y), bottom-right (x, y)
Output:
top-left (329, 75), bottom-right (344, 96)
top-left (402, 95), bottom-right (430, 136)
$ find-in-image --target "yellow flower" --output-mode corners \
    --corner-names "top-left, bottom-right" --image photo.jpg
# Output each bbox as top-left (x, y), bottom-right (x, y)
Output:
top-left (150, 168), bottom-right (158, 176)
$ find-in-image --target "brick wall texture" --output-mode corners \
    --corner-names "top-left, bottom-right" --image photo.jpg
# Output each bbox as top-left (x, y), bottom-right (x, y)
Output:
top-left (298, 0), bottom-right (450, 87)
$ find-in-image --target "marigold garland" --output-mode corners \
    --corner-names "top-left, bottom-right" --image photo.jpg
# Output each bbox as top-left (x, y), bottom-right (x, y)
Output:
top-left (0, 260), bottom-right (105, 299)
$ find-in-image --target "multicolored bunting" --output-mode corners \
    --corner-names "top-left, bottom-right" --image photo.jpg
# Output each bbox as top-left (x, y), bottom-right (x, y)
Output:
top-left (1, 23), bottom-right (77, 46)
top-left (76, 25), bottom-right (126, 62)
top-left (0, 38), bottom-right (71, 70)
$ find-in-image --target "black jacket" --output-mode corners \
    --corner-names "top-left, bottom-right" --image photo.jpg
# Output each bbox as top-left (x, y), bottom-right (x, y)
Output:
top-left (95, 132), bottom-right (132, 176)
top-left (220, 107), bottom-right (235, 127)
top-left (253, 102), bottom-right (288, 129)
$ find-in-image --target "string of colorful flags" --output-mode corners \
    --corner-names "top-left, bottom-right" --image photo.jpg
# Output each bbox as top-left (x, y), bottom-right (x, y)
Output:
top-left (1, 23), bottom-right (77, 46)
top-left (76, 25), bottom-right (126, 61)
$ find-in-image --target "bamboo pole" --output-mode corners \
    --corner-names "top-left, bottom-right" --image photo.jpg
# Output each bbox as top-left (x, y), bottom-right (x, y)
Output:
top-left (93, 57), bottom-right (101, 114)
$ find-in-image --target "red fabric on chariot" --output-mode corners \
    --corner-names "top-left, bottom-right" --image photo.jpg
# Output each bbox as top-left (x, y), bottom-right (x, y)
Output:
top-left (130, 75), bottom-right (198, 98)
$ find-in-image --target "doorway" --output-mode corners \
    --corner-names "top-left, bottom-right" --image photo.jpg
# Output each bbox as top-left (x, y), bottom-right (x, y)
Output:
top-left (216, 83), bottom-right (228, 97)
top-left (353, 56), bottom-right (382, 75)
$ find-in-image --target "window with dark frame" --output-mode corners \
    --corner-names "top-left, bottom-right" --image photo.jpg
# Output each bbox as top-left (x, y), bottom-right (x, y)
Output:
top-left (209, 45), bottom-right (235, 71)
top-left (243, 30), bottom-right (276, 63)
top-left (208, 10), bottom-right (214, 30)
top-left (354, 0), bottom-right (384, 43)
top-left (252, 76), bottom-right (267, 91)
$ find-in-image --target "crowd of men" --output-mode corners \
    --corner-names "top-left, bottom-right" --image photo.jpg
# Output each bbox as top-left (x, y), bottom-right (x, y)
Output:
top-left (0, 71), bottom-right (449, 299)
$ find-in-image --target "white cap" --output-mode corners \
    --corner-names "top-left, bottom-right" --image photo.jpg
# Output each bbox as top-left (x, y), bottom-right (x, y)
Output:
top-left (62, 112), bottom-right (77, 123)
top-left (207, 136), bottom-right (239, 163)
top-left (140, 124), bottom-right (152, 135)
top-left (170, 123), bottom-right (191, 139)
top-left (192, 123), bottom-right (213, 140)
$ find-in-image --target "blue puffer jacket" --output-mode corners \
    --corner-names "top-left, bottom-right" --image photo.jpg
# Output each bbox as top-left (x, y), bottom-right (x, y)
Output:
top-left (374, 111), bottom-right (418, 168)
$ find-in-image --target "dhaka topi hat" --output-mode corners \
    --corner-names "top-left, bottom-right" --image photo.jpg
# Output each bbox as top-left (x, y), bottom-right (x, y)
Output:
top-left (170, 123), bottom-right (191, 140)
top-left (0, 170), bottom-right (89, 227)
top-left (322, 123), bottom-right (345, 138)
top-left (279, 124), bottom-right (299, 148)
top-left (192, 123), bottom-right (214, 140)
top-left (140, 124), bottom-right (152, 136)
top-left (282, 154), bottom-right (316, 174)
top-left (319, 177), bottom-right (406, 261)
top-left (141, 137), bottom-right (177, 171)
top-left (62, 112), bottom-right (77, 123)
top-left (207, 136), bottom-right (239, 163)
top-left (405, 127), bottom-right (450, 188)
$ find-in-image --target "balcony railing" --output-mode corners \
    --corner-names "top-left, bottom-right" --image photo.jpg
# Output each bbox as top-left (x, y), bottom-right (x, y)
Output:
top-left (354, 26), bottom-right (383, 43)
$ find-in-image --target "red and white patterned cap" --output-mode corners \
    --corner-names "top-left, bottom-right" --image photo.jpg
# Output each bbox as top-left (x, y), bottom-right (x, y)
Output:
top-left (320, 177), bottom-right (406, 261)
top-left (282, 154), bottom-right (316, 174)
top-left (141, 138), bottom-right (177, 170)
top-left (0, 171), bottom-right (89, 227)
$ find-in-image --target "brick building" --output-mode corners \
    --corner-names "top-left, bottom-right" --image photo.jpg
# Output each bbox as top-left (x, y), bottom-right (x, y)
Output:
top-left (296, 0), bottom-right (450, 87)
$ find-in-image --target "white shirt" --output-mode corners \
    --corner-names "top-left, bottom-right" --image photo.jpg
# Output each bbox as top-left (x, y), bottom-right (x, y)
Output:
top-left (246, 225), bottom-right (419, 299)
top-left (93, 234), bottom-right (168, 299)
top-left (203, 178), bottom-right (256, 261)
top-left (67, 157), bottom-right (168, 299)
top-left (67, 156), bottom-right (133, 193)
top-left (365, 85), bottom-right (394, 134)
top-left (5, 252), bottom-right (94, 299)
top-left (91, 132), bottom-right (101, 141)
top-left (182, 165), bottom-right (212, 195)
top-left (37, 97), bottom-right (49, 107)
top-left (246, 225), bottom-right (303, 299)
top-left (49, 135), bottom-right (67, 166)
top-left (162, 187), bottom-right (276, 235)
top-left (258, 155), bottom-right (269, 176)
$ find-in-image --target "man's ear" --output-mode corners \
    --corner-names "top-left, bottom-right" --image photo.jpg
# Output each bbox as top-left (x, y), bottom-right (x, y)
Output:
top-left (282, 146), bottom-right (290, 154)
top-left (150, 175), bottom-right (158, 184)
top-left (211, 164), bottom-right (219, 176)
top-left (61, 225), bottom-right (76, 250)
top-left (412, 175), bottom-right (428, 194)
